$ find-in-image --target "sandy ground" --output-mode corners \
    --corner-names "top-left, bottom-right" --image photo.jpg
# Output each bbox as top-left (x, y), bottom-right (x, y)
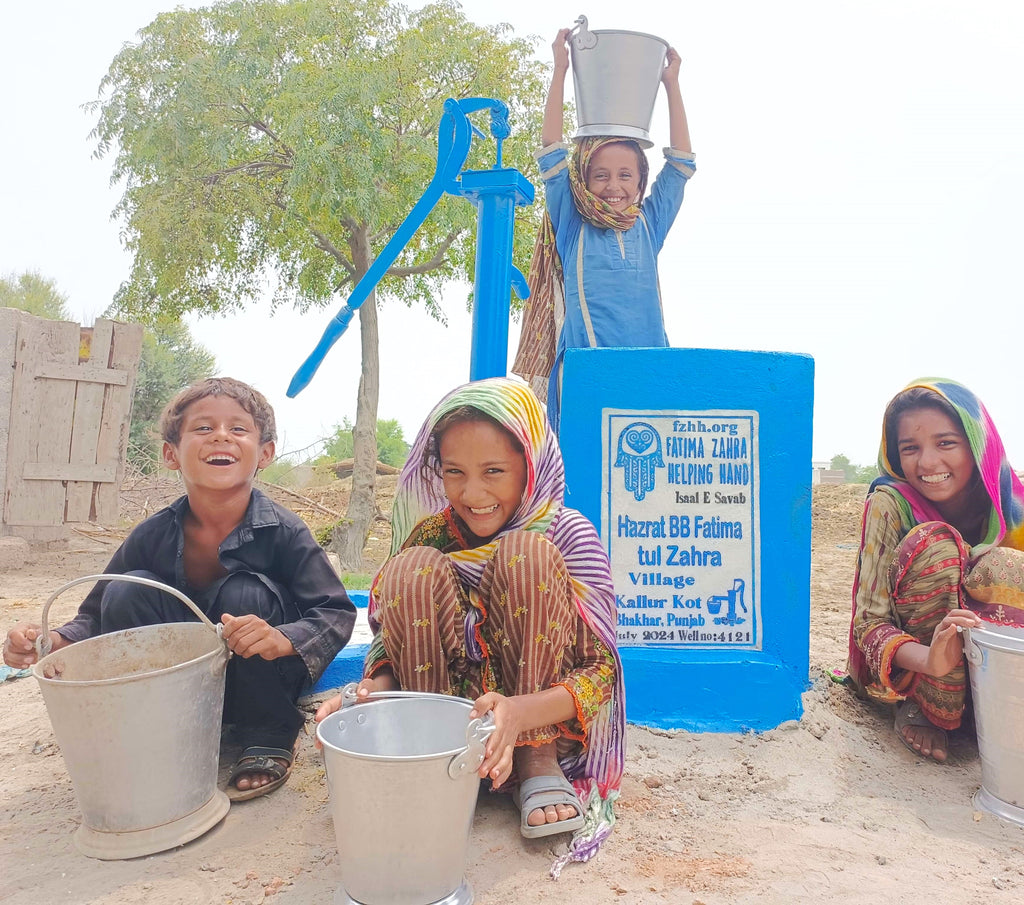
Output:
top-left (2, 482), bottom-right (1023, 905)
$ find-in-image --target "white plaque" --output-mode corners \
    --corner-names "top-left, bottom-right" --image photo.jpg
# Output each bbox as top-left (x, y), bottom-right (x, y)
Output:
top-left (602, 410), bottom-right (761, 649)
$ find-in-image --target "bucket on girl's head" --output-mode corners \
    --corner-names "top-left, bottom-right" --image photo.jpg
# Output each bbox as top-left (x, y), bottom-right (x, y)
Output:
top-left (569, 16), bottom-right (669, 149)
top-left (317, 687), bottom-right (494, 905)
top-left (964, 623), bottom-right (1024, 827)
top-left (32, 574), bottom-right (230, 859)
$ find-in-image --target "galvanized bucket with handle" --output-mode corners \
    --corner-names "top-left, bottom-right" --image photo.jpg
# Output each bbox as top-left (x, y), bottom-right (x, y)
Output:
top-left (317, 683), bottom-right (495, 905)
top-left (32, 573), bottom-right (231, 859)
top-left (570, 15), bottom-right (669, 149)
top-left (964, 622), bottom-right (1024, 827)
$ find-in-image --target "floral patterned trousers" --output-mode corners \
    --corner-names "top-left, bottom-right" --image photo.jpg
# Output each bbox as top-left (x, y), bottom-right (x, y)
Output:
top-left (374, 531), bottom-right (580, 745)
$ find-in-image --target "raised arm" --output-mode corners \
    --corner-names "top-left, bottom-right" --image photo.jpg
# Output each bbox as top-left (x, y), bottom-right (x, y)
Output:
top-left (541, 28), bottom-right (572, 147)
top-left (662, 48), bottom-right (692, 153)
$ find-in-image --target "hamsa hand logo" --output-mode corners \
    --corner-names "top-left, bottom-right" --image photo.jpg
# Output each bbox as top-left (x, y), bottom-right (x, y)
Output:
top-left (615, 422), bottom-right (664, 501)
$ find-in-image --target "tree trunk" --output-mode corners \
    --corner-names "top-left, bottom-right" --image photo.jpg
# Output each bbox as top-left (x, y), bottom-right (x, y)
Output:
top-left (331, 227), bottom-right (381, 571)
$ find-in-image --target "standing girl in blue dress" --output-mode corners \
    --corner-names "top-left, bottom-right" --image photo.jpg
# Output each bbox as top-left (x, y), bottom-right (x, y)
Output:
top-left (513, 27), bottom-right (696, 429)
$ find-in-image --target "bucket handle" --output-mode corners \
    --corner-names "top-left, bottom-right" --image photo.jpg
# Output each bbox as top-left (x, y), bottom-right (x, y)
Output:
top-left (337, 682), bottom-right (497, 780)
top-left (963, 625), bottom-right (1022, 661)
top-left (570, 15), bottom-right (598, 51)
top-left (35, 573), bottom-right (222, 660)
top-left (447, 714), bottom-right (496, 780)
top-left (963, 627), bottom-right (984, 667)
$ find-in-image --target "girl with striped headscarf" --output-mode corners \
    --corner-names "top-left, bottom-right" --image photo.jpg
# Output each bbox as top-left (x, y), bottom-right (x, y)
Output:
top-left (315, 378), bottom-right (624, 876)
top-left (512, 28), bottom-right (696, 430)
top-left (847, 378), bottom-right (1024, 763)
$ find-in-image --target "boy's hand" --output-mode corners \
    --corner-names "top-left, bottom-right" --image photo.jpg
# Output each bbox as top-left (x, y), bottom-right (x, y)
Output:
top-left (662, 48), bottom-right (681, 86)
top-left (220, 613), bottom-right (295, 660)
top-left (552, 28), bottom-right (571, 74)
top-left (3, 623), bottom-right (67, 668)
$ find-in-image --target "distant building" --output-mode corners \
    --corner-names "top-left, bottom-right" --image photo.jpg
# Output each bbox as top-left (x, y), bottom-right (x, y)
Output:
top-left (811, 462), bottom-right (846, 485)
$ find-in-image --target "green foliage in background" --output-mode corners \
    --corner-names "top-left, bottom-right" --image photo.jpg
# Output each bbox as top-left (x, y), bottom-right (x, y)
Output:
top-left (0, 271), bottom-right (71, 320)
top-left (830, 453), bottom-right (879, 484)
top-left (127, 320), bottom-right (217, 472)
top-left (321, 417), bottom-right (409, 467)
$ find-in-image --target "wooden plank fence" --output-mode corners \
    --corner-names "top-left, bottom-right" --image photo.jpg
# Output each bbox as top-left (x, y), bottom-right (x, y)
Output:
top-left (0, 308), bottom-right (142, 541)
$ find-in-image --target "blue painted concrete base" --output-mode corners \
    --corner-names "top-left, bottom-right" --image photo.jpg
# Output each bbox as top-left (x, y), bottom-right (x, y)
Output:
top-left (311, 590), bottom-right (368, 695)
top-left (311, 643), bottom-right (370, 694)
top-left (621, 649), bottom-right (805, 732)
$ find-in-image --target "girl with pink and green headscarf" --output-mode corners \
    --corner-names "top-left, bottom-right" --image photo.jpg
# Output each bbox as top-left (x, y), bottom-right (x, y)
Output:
top-left (316, 378), bottom-right (624, 876)
top-left (848, 378), bottom-right (1024, 763)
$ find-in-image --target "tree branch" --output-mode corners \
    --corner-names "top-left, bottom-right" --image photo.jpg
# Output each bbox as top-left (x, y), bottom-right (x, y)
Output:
top-left (385, 231), bottom-right (461, 277)
top-left (269, 198), bottom-right (355, 276)
top-left (202, 159), bottom-right (292, 184)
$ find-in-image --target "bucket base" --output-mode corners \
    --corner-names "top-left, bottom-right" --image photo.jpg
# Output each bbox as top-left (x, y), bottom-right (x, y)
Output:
top-left (973, 787), bottom-right (1024, 829)
top-left (74, 790), bottom-right (230, 860)
top-left (573, 124), bottom-right (653, 149)
top-left (334, 878), bottom-right (473, 905)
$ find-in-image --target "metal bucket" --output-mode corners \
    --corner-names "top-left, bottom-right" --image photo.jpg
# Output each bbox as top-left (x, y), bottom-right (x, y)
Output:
top-left (964, 623), bottom-right (1024, 827)
top-left (31, 574), bottom-right (231, 859)
top-left (317, 684), bottom-right (495, 905)
top-left (570, 15), bottom-right (669, 149)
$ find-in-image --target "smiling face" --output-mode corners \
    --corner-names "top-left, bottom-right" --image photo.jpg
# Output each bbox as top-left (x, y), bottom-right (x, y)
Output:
top-left (162, 395), bottom-right (275, 496)
top-left (438, 418), bottom-right (527, 544)
top-left (895, 406), bottom-right (977, 514)
top-left (585, 142), bottom-right (642, 211)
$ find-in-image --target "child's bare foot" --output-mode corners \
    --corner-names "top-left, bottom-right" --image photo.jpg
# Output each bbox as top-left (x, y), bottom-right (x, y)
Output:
top-left (514, 742), bottom-right (579, 828)
top-left (895, 700), bottom-right (948, 763)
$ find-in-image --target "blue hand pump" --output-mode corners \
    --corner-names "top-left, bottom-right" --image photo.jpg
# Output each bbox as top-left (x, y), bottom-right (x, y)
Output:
top-left (287, 98), bottom-right (533, 398)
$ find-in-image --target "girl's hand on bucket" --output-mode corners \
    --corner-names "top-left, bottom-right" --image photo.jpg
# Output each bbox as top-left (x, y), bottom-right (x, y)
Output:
top-left (313, 694), bottom-right (343, 747)
top-left (470, 692), bottom-right (521, 787)
top-left (662, 48), bottom-right (681, 86)
top-left (354, 670), bottom-right (398, 700)
top-left (552, 28), bottom-right (571, 73)
top-left (927, 609), bottom-right (983, 677)
top-left (220, 614), bottom-right (295, 660)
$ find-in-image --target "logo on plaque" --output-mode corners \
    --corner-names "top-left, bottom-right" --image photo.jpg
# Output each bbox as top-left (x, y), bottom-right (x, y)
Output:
top-left (614, 421), bottom-right (664, 501)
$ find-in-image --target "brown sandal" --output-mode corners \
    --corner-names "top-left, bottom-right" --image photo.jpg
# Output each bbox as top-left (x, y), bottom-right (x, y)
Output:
top-left (894, 700), bottom-right (948, 763)
top-left (226, 742), bottom-right (297, 801)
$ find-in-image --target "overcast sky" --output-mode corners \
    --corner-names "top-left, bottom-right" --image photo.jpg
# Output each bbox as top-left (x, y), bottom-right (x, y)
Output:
top-left (3, 0), bottom-right (1022, 466)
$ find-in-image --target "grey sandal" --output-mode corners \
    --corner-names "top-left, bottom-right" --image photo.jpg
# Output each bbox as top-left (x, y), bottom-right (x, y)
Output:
top-left (512, 774), bottom-right (586, 839)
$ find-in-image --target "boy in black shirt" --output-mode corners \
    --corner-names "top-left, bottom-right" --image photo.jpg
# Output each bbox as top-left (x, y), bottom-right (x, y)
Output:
top-left (4, 378), bottom-right (355, 800)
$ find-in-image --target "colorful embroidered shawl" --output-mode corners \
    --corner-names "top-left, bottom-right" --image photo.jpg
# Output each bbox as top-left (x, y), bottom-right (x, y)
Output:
top-left (370, 377), bottom-right (626, 875)
top-left (848, 378), bottom-right (1024, 686)
top-left (513, 138), bottom-right (650, 392)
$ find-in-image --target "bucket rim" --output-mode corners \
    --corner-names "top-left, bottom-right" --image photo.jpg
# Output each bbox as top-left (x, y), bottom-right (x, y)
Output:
top-left (574, 28), bottom-right (669, 48)
top-left (966, 622), bottom-right (1024, 653)
top-left (32, 623), bottom-right (228, 688)
top-left (316, 692), bottom-right (476, 761)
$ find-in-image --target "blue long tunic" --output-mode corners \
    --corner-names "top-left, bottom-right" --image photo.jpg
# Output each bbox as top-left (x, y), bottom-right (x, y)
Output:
top-left (538, 143), bottom-right (696, 425)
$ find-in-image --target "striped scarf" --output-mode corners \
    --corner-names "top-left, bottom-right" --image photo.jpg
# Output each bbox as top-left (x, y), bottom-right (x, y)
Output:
top-left (373, 377), bottom-right (626, 874)
top-left (873, 377), bottom-right (1024, 555)
top-left (513, 138), bottom-right (649, 393)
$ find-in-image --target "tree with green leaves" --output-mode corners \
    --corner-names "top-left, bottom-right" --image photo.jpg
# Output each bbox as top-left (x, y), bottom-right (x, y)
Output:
top-left (89, 0), bottom-right (546, 568)
top-left (0, 271), bottom-right (71, 320)
top-left (829, 453), bottom-right (878, 484)
top-left (323, 416), bottom-right (409, 467)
